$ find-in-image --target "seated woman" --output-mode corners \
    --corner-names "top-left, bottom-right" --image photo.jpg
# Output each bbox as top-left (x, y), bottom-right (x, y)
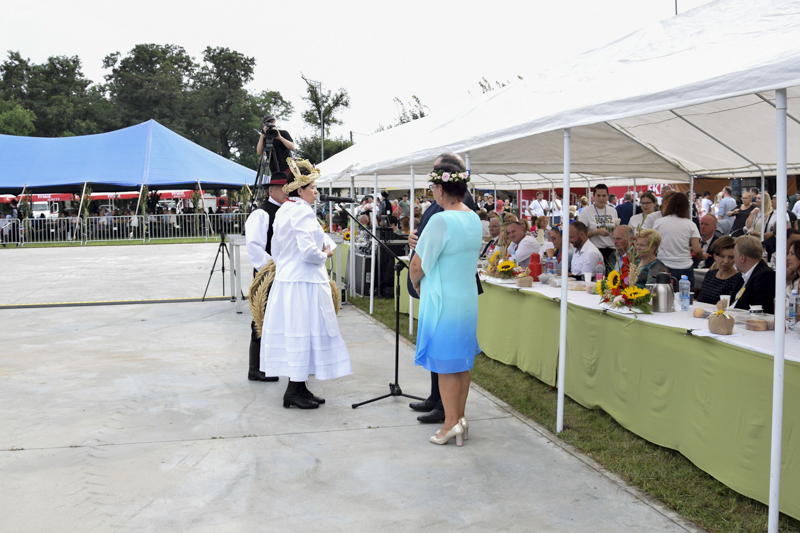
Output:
top-left (634, 229), bottom-right (669, 287)
top-left (697, 236), bottom-right (742, 304)
top-left (398, 216), bottom-right (411, 234)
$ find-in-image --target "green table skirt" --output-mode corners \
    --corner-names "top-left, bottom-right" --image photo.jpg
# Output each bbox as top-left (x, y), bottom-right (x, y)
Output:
top-left (476, 282), bottom-right (800, 520)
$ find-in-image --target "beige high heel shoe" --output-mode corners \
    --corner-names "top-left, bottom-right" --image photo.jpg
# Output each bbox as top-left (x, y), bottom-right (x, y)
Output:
top-left (459, 417), bottom-right (469, 441)
top-left (429, 422), bottom-right (464, 446)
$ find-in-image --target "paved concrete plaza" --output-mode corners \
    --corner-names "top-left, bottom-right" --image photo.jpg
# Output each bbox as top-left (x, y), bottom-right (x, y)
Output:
top-left (0, 244), bottom-right (701, 532)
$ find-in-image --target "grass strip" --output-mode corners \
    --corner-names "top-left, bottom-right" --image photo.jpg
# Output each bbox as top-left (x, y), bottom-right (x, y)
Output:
top-left (349, 294), bottom-right (800, 533)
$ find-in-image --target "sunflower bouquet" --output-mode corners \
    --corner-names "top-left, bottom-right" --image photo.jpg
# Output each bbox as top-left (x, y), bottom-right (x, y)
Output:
top-left (597, 260), bottom-right (652, 314)
top-left (484, 247), bottom-right (521, 280)
top-left (343, 229), bottom-right (353, 241)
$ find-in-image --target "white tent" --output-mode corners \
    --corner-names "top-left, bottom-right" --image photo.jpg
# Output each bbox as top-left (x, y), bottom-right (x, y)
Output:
top-left (319, 1), bottom-right (799, 529)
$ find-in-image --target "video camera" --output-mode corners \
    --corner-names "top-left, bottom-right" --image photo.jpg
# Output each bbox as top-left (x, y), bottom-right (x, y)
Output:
top-left (262, 115), bottom-right (278, 143)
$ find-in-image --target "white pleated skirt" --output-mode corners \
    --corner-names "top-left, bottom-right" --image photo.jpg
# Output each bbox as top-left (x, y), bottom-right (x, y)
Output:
top-left (260, 280), bottom-right (352, 382)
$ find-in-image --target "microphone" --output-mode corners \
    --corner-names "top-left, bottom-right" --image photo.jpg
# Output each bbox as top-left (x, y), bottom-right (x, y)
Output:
top-left (319, 194), bottom-right (357, 203)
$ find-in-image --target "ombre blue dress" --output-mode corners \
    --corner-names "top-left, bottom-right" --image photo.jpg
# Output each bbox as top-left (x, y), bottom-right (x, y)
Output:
top-left (414, 210), bottom-right (483, 374)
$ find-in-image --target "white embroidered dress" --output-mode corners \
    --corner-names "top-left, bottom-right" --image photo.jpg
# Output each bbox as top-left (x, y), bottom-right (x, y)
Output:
top-left (260, 198), bottom-right (352, 381)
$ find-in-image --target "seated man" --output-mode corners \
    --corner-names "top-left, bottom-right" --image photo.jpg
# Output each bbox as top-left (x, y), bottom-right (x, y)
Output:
top-left (612, 225), bottom-right (634, 273)
top-left (480, 217), bottom-right (502, 259)
top-left (506, 220), bottom-right (540, 268)
top-left (569, 221), bottom-right (603, 277)
top-left (730, 235), bottom-right (776, 314)
top-left (696, 214), bottom-right (720, 268)
top-left (541, 224), bottom-right (573, 274)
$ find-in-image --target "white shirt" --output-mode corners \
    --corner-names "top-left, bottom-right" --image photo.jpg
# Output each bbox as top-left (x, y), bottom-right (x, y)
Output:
top-left (528, 199), bottom-right (548, 218)
top-left (245, 198), bottom-right (283, 272)
top-left (578, 203), bottom-right (619, 249)
top-left (763, 211), bottom-right (791, 234)
top-left (508, 235), bottom-right (541, 268)
top-left (653, 215), bottom-right (701, 269)
top-left (571, 238), bottom-right (603, 276)
top-left (550, 199), bottom-right (562, 216)
top-left (481, 220), bottom-right (491, 237)
top-left (272, 198), bottom-right (331, 283)
top-left (701, 198), bottom-right (713, 216)
top-left (793, 201), bottom-right (800, 218)
top-left (640, 210), bottom-right (663, 230)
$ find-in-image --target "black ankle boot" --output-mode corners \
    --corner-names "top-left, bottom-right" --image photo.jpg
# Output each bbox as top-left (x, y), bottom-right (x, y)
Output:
top-left (283, 381), bottom-right (319, 409)
top-left (300, 382), bottom-right (325, 404)
top-left (248, 333), bottom-right (278, 382)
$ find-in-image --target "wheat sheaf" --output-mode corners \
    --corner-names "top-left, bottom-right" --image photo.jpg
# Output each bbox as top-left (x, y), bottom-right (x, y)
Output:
top-left (249, 261), bottom-right (341, 338)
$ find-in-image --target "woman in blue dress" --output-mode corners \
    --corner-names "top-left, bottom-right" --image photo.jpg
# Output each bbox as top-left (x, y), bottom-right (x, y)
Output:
top-left (410, 160), bottom-right (482, 447)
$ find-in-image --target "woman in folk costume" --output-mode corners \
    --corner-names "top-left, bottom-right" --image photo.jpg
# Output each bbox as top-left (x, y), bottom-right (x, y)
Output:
top-left (260, 158), bottom-right (352, 409)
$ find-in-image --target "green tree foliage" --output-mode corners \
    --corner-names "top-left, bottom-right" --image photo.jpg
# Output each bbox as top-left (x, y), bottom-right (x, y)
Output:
top-left (103, 44), bottom-right (197, 134)
top-left (295, 135), bottom-right (353, 165)
top-left (300, 74), bottom-right (350, 135)
top-left (0, 99), bottom-right (35, 135)
top-left (0, 51), bottom-right (116, 137)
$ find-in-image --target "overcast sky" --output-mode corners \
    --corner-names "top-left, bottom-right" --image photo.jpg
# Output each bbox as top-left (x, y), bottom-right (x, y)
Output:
top-left (4, 0), bottom-right (713, 143)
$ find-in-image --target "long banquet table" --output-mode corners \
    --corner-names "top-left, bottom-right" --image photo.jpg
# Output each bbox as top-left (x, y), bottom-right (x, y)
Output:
top-left (397, 271), bottom-right (800, 520)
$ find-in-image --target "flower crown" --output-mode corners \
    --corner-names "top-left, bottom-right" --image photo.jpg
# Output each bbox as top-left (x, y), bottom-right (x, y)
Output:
top-left (427, 169), bottom-right (470, 185)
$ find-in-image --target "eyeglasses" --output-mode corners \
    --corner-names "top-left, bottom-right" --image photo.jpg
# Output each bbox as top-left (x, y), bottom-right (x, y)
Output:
top-left (640, 201), bottom-right (654, 205)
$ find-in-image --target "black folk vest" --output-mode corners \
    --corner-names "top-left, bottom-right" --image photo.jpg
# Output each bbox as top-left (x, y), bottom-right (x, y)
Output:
top-left (260, 200), bottom-right (280, 255)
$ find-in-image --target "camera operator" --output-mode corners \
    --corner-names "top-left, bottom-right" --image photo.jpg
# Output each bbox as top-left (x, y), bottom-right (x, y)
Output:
top-left (256, 115), bottom-right (295, 175)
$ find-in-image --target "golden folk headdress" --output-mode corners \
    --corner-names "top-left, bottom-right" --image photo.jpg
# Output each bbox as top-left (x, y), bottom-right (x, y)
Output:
top-left (283, 158), bottom-right (321, 193)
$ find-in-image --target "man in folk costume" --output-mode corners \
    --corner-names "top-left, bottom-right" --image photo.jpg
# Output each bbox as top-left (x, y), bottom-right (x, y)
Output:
top-left (245, 171), bottom-right (289, 382)
top-left (260, 158), bottom-right (351, 409)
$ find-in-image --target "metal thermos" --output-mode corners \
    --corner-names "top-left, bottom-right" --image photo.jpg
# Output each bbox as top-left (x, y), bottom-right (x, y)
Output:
top-left (651, 272), bottom-right (676, 313)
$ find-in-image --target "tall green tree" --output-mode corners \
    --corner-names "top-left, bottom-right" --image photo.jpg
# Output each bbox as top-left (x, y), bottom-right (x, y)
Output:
top-left (300, 74), bottom-right (350, 135)
top-left (295, 135), bottom-right (353, 166)
top-left (0, 100), bottom-right (35, 135)
top-left (103, 44), bottom-right (197, 134)
top-left (191, 47), bottom-right (293, 169)
top-left (0, 51), bottom-right (116, 137)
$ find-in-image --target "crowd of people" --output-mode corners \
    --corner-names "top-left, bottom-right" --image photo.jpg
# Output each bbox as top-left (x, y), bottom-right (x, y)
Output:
top-left (466, 183), bottom-right (800, 317)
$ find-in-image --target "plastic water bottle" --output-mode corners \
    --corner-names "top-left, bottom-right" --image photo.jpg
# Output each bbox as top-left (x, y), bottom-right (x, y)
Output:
top-left (595, 261), bottom-right (605, 282)
top-left (679, 275), bottom-right (691, 311)
top-left (789, 290), bottom-right (798, 331)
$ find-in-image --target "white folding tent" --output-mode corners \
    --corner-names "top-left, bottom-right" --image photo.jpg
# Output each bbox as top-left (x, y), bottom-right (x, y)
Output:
top-left (319, 2), bottom-right (800, 526)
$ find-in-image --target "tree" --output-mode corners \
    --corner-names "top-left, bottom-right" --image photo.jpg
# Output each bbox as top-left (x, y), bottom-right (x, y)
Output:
top-left (0, 100), bottom-right (35, 135)
top-left (103, 44), bottom-right (197, 134)
top-left (295, 135), bottom-right (353, 165)
top-left (300, 74), bottom-right (350, 135)
top-left (393, 95), bottom-right (428, 125)
top-left (231, 89), bottom-right (294, 170)
top-left (0, 51), bottom-right (117, 137)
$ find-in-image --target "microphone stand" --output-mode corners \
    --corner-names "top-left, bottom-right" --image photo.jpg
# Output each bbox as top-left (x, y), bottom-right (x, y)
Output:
top-left (332, 201), bottom-right (424, 409)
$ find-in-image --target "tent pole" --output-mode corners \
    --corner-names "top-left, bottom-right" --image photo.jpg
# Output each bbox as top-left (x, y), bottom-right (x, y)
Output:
top-left (409, 165), bottom-right (415, 335)
top-left (133, 183), bottom-right (144, 220)
top-left (329, 183), bottom-right (333, 231)
top-left (370, 173), bottom-right (378, 315)
top-left (350, 174), bottom-right (356, 298)
top-left (761, 169), bottom-right (766, 241)
top-left (767, 88), bottom-right (788, 533)
top-left (557, 128), bottom-right (571, 434)
top-left (77, 182), bottom-right (87, 219)
top-left (689, 175), bottom-right (694, 220)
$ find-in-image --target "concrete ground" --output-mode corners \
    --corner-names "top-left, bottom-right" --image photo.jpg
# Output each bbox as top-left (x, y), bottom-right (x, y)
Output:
top-left (0, 244), bottom-right (702, 532)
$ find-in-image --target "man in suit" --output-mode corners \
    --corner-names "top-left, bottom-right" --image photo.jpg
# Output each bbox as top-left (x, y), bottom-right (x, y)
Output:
top-left (615, 192), bottom-right (638, 225)
top-left (730, 235), bottom-right (776, 314)
top-left (406, 153), bottom-right (480, 424)
top-left (480, 217), bottom-right (502, 259)
top-left (695, 214), bottom-right (720, 268)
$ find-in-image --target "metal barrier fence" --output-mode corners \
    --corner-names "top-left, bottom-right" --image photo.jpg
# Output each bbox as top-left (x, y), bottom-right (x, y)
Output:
top-left (18, 217), bottom-right (83, 245)
top-left (85, 215), bottom-right (146, 244)
top-left (147, 213), bottom-right (209, 242)
top-left (1, 218), bottom-right (20, 246)
top-left (207, 213), bottom-right (247, 241)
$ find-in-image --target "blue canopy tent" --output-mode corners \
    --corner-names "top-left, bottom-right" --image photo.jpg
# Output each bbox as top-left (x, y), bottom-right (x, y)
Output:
top-left (0, 120), bottom-right (256, 194)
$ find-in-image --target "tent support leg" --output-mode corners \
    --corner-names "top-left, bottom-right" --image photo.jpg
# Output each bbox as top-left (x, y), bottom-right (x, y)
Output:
top-left (409, 165), bottom-right (415, 335)
top-left (767, 88), bottom-right (788, 533)
top-left (557, 128), bottom-right (571, 434)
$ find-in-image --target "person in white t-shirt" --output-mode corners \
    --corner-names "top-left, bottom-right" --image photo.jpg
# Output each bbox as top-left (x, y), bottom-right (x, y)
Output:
top-left (550, 194), bottom-right (563, 225)
top-left (700, 191), bottom-right (713, 217)
top-left (628, 191), bottom-right (658, 232)
top-left (642, 189), bottom-right (675, 230)
top-left (569, 221), bottom-right (603, 277)
top-left (506, 220), bottom-right (540, 268)
top-left (527, 191), bottom-right (549, 219)
top-left (652, 192), bottom-right (707, 288)
top-left (577, 183), bottom-right (619, 274)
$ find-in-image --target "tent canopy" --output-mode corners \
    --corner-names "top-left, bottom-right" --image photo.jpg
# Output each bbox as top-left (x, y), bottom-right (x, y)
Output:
top-left (0, 120), bottom-right (256, 194)
top-left (318, 0), bottom-right (800, 183)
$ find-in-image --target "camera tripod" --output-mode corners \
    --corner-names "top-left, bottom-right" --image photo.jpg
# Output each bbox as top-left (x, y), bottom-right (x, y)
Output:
top-left (202, 232), bottom-right (240, 302)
